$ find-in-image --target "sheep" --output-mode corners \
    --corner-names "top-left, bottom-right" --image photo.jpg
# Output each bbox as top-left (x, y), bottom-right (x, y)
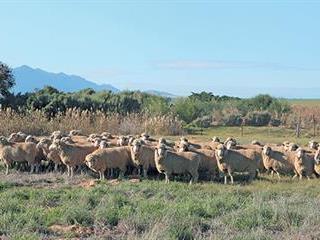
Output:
top-left (25, 135), bottom-right (38, 143)
top-left (117, 136), bottom-right (129, 146)
top-left (154, 144), bottom-right (200, 184)
top-left (178, 141), bottom-right (217, 181)
top-left (99, 140), bottom-right (109, 149)
top-left (85, 146), bottom-right (133, 180)
top-left (292, 148), bottom-right (315, 180)
top-left (130, 139), bottom-right (156, 178)
top-left (37, 138), bottom-right (62, 172)
top-left (101, 132), bottom-right (113, 139)
top-left (8, 132), bottom-right (27, 142)
top-left (261, 145), bottom-right (296, 179)
top-left (69, 129), bottom-right (82, 136)
top-left (251, 140), bottom-right (263, 146)
top-left (0, 137), bottom-right (39, 174)
top-left (49, 140), bottom-right (96, 177)
top-left (224, 137), bottom-right (237, 146)
top-left (308, 140), bottom-right (319, 150)
top-left (314, 149), bottom-right (320, 175)
top-left (178, 137), bottom-right (202, 150)
top-left (206, 137), bottom-right (222, 150)
top-left (50, 131), bottom-right (67, 141)
top-left (214, 144), bottom-right (259, 184)
top-left (60, 136), bottom-right (75, 144)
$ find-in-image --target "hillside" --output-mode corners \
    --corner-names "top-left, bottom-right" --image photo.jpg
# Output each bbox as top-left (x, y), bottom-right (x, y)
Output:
top-left (12, 65), bottom-right (119, 93)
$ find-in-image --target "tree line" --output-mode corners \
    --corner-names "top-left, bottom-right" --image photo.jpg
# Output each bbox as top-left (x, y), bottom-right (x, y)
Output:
top-left (0, 61), bottom-right (292, 128)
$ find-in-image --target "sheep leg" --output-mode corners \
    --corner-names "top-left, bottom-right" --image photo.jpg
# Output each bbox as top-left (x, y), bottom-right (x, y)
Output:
top-left (30, 164), bottom-right (35, 174)
top-left (165, 173), bottom-right (170, 183)
top-left (36, 164), bottom-right (40, 173)
top-left (54, 163), bottom-right (58, 173)
top-left (70, 167), bottom-right (74, 178)
top-left (190, 172), bottom-right (198, 185)
top-left (276, 171), bottom-right (281, 180)
top-left (224, 174), bottom-right (228, 185)
top-left (270, 170), bottom-right (274, 178)
top-left (118, 171), bottom-right (124, 179)
top-left (292, 174), bottom-right (298, 180)
top-left (99, 171), bottom-right (104, 180)
top-left (5, 164), bottom-right (9, 175)
top-left (229, 173), bottom-right (234, 184)
top-left (299, 174), bottom-right (303, 181)
top-left (143, 168), bottom-right (148, 179)
top-left (67, 166), bottom-right (70, 176)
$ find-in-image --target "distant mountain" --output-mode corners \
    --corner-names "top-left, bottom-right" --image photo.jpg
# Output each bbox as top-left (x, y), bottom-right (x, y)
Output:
top-left (144, 90), bottom-right (177, 98)
top-left (12, 65), bottom-right (119, 93)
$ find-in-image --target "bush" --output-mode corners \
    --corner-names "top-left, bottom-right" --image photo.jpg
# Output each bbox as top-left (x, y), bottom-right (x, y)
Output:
top-left (245, 111), bottom-right (271, 126)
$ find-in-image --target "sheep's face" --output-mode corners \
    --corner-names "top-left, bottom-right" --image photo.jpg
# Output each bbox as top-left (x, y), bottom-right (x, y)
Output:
top-left (212, 136), bottom-right (220, 143)
top-left (118, 136), bottom-right (128, 146)
top-left (178, 142), bottom-right (189, 152)
top-left (8, 133), bottom-right (17, 142)
top-left (215, 145), bottom-right (226, 160)
top-left (0, 136), bottom-right (10, 146)
top-left (309, 141), bottom-right (318, 150)
top-left (158, 138), bottom-right (166, 145)
top-left (49, 140), bottom-right (62, 152)
top-left (226, 141), bottom-right (234, 150)
top-left (93, 139), bottom-right (101, 147)
top-left (99, 141), bottom-right (108, 149)
top-left (85, 154), bottom-right (97, 170)
top-left (296, 148), bottom-right (305, 159)
top-left (288, 143), bottom-right (298, 152)
top-left (131, 142), bottom-right (142, 164)
top-left (263, 146), bottom-right (271, 156)
top-left (155, 145), bottom-right (167, 162)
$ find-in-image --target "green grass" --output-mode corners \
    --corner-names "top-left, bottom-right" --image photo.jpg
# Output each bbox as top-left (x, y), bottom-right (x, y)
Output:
top-left (165, 126), bottom-right (317, 146)
top-left (288, 98), bottom-right (320, 106)
top-left (1, 177), bottom-right (320, 239)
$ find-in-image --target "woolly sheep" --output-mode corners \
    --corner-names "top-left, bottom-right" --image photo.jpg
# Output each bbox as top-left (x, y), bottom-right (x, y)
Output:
top-left (0, 138), bottom-right (39, 174)
top-left (178, 141), bottom-right (217, 181)
top-left (293, 148), bottom-right (315, 180)
top-left (262, 145), bottom-right (296, 179)
top-left (154, 144), bottom-right (200, 184)
top-left (49, 140), bottom-right (96, 177)
top-left (130, 139), bottom-right (156, 178)
top-left (85, 146), bottom-right (133, 180)
top-left (215, 144), bottom-right (259, 184)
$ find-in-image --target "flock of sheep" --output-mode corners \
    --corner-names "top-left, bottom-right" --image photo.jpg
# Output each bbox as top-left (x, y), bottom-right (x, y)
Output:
top-left (0, 130), bottom-right (320, 184)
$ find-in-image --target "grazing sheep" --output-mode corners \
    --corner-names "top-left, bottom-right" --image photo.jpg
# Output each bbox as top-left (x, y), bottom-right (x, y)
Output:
top-left (0, 137), bottom-right (39, 174)
top-left (215, 144), bottom-right (259, 184)
top-left (130, 139), bottom-right (156, 178)
top-left (154, 144), bottom-right (200, 184)
top-left (49, 140), bottom-right (96, 177)
top-left (262, 145), bottom-right (296, 179)
top-left (85, 146), bottom-right (133, 180)
top-left (179, 141), bottom-right (217, 181)
top-left (293, 148), bottom-right (315, 180)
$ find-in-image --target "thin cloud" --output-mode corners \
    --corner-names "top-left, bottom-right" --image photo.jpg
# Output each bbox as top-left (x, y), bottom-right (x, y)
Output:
top-left (155, 60), bottom-right (320, 71)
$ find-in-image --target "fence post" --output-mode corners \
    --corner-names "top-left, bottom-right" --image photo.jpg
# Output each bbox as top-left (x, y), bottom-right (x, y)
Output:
top-left (295, 116), bottom-right (301, 138)
top-left (313, 114), bottom-right (316, 137)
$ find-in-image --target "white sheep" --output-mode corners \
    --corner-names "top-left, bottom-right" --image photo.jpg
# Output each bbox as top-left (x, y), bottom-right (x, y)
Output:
top-left (85, 146), bottom-right (133, 180)
top-left (215, 144), bottom-right (259, 184)
top-left (154, 144), bottom-right (200, 184)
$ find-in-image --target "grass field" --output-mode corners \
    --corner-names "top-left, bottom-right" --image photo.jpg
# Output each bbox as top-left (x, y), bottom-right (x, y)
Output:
top-left (288, 98), bottom-right (320, 107)
top-left (1, 126), bottom-right (320, 239)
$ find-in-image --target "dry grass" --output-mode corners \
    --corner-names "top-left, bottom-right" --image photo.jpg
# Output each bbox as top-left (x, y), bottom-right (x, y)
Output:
top-left (0, 108), bottom-right (183, 137)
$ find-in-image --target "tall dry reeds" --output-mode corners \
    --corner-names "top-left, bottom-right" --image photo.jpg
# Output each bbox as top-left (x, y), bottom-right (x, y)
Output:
top-left (0, 108), bottom-right (184, 137)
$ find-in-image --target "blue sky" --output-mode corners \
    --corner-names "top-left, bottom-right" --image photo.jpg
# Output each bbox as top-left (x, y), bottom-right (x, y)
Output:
top-left (1, 0), bottom-right (320, 97)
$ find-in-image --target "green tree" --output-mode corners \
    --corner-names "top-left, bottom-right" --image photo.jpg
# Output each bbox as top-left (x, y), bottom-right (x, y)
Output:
top-left (0, 62), bottom-right (15, 98)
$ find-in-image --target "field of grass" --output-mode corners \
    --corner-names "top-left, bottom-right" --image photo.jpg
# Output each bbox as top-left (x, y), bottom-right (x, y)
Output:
top-left (167, 126), bottom-right (318, 146)
top-left (288, 98), bottom-right (320, 107)
top-left (1, 126), bottom-right (320, 239)
top-left (1, 172), bottom-right (320, 240)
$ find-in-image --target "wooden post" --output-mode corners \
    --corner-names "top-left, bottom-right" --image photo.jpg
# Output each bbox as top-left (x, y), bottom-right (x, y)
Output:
top-left (313, 114), bottom-right (316, 137)
top-left (295, 116), bottom-right (301, 138)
